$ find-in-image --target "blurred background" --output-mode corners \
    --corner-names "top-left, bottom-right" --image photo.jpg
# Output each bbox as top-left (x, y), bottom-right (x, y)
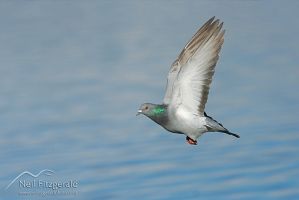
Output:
top-left (1, 1), bottom-right (299, 199)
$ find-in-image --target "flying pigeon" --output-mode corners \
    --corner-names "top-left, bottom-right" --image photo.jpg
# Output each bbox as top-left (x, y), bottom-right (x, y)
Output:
top-left (137, 17), bottom-right (240, 145)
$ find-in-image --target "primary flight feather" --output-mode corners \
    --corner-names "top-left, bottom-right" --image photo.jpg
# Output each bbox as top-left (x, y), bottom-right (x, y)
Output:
top-left (137, 17), bottom-right (239, 145)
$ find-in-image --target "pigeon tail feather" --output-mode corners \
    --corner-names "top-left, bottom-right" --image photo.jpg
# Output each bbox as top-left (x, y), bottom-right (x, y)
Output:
top-left (204, 112), bottom-right (240, 138)
top-left (219, 130), bottom-right (240, 138)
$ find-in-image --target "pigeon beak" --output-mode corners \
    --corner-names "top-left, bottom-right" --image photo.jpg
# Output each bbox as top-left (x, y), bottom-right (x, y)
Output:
top-left (136, 110), bottom-right (142, 116)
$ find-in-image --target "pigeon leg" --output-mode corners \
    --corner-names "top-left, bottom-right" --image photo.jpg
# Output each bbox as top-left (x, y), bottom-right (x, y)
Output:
top-left (186, 136), bottom-right (197, 145)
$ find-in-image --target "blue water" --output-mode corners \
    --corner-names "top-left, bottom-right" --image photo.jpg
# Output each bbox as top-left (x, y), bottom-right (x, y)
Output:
top-left (1, 1), bottom-right (299, 199)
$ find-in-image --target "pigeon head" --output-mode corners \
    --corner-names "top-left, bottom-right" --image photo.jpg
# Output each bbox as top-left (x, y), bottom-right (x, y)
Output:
top-left (137, 103), bottom-right (166, 118)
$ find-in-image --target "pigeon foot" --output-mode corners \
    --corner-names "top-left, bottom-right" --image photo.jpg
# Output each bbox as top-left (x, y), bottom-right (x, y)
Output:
top-left (186, 136), bottom-right (197, 145)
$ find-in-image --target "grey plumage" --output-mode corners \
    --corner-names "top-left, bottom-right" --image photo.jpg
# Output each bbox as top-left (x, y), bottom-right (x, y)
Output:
top-left (137, 17), bottom-right (239, 145)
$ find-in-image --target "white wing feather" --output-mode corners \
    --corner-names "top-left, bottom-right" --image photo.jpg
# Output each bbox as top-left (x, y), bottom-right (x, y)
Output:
top-left (163, 17), bottom-right (225, 116)
top-left (163, 60), bottom-right (181, 105)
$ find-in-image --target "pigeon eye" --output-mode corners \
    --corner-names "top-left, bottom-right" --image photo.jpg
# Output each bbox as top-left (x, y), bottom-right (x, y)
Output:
top-left (145, 106), bottom-right (148, 110)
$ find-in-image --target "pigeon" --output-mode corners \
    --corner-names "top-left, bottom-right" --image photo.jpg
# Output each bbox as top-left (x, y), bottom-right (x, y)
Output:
top-left (137, 17), bottom-right (240, 145)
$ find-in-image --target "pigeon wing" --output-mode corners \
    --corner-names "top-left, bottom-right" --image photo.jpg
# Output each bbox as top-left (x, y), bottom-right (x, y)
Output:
top-left (164, 17), bottom-right (225, 116)
top-left (163, 17), bottom-right (216, 105)
top-left (163, 60), bottom-right (181, 104)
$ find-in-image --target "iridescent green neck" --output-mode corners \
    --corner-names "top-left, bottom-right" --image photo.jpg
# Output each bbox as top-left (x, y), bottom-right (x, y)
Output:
top-left (145, 104), bottom-right (169, 126)
top-left (151, 105), bottom-right (166, 116)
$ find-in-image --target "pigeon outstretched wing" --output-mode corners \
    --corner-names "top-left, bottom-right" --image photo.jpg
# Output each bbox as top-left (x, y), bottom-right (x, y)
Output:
top-left (163, 17), bottom-right (225, 116)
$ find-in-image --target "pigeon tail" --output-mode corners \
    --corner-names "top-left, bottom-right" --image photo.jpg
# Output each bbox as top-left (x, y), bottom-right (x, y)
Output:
top-left (219, 130), bottom-right (240, 138)
top-left (204, 112), bottom-right (240, 138)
